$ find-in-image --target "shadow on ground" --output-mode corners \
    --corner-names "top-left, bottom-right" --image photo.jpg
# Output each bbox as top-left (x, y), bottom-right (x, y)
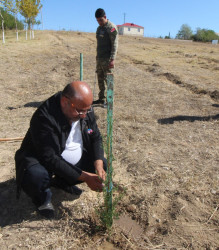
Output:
top-left (158, 113), bottom-right (219, 124)
top-left (212, 104), bottom-right (219, 108)
top-left (23, 102), bottom-right (43, 108)
top-left (158, 105), bottom-right (219, 124)
top-left (0, 178), bottom-right (81, 227)
top-left (7, 101), bottom-right (43, 110)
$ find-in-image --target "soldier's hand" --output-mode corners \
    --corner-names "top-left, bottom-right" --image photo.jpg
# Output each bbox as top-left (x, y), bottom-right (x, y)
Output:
top-left (109, 59), bottom-right (115, 68)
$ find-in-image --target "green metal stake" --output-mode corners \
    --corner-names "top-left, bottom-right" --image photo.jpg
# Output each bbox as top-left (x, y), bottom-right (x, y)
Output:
top-left (105, 73), bottom-right (114, 227)
top-left (80, 53), bottom-right (83, 81)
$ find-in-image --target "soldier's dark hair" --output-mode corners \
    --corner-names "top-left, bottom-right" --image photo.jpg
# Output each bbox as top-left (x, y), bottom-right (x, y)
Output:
top-left (95, 8), bottom-right (105, 18)
top-left (62, 83), bottom-right (76, 99)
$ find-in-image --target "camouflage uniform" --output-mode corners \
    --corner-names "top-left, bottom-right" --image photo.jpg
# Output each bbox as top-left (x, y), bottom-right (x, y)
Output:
top-left (96, 20), bottom-right (118, 101)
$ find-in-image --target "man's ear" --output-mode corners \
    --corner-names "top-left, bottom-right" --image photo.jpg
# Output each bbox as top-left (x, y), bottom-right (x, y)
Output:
top-left (60, 96), bottom-right (67, 108)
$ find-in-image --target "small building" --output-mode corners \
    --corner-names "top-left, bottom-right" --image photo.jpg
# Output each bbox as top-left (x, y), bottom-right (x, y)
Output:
top-left (117, 23), bottom-right (144, 37)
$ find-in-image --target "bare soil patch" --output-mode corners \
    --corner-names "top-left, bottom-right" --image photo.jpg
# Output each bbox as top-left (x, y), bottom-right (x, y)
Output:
top-left (0, 31), bottom-right (218, 249)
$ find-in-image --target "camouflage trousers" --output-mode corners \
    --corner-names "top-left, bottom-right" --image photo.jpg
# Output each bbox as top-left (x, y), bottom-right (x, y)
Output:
top-left (96, 58), bottom-right (114, 101)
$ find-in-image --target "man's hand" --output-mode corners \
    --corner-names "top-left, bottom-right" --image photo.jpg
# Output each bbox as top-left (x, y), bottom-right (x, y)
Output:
top-left (94, 159), bottom-right (106, 181)
top-left (78, 171), bottom-right (104, 192)
top-left (109, 59), bottom-right (115, 69)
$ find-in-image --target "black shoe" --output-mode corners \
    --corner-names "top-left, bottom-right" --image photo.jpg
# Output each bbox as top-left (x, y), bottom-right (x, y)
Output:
top-left (92, 99), bottom-right (105, 105)
top-left (51, 177), bottom-right (83, 196)
top-left (64, 185), bottom-right (83, 195)
top-left (37, 202), bottom-right (55, 219)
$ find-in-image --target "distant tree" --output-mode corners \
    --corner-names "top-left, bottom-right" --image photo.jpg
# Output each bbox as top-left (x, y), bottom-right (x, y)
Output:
top-left (18, 0), bottom-right (42, 39)
top-left (164, 32), bottom-right (171, 39)
top-left (176, 24), bottom-right (193, 40)
top-left (1, 7), bottom-right (13, 28)
top-left (5, 0), bottom-right (21, 40)
top-left (192, 28), bottom-right (219, 42)
top-left (1, 0), bottom-right (25, 43)
top-left (0, 7), bottom-right (24, 30)
top-left (0, 1), bottom-right (6, 43)
top-left (35, 19), bottom-right (40, 29)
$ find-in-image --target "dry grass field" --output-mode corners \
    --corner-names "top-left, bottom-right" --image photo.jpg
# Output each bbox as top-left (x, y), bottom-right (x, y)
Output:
top-left (0, 30), bottom-right (218, 249)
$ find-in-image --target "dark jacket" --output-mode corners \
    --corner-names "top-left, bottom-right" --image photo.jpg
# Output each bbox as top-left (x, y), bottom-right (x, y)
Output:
top-left (15, 92), bottom-right (104, 196)
top-left (96, 20), bottom-right (118, 60)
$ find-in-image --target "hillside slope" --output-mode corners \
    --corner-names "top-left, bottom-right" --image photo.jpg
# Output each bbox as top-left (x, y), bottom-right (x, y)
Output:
top-left (0, 31), bottom-right (218, 249)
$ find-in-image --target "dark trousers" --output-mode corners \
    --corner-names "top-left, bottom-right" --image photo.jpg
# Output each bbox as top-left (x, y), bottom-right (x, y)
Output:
top-left (21, 151), bottom-right (107, 207)
top-left (96, 58), bottom-right (113, 100)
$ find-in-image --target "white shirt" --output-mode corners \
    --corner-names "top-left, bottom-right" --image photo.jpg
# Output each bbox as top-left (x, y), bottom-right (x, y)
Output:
top-left (61, 120), bottom-right (83, 165)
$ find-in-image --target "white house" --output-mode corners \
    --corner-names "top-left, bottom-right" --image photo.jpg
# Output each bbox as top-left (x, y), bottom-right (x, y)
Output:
top-left (117, 23), bottom-right (144, 36)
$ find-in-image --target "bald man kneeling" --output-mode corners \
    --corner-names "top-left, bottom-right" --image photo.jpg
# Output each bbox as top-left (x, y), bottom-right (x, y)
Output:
top-left (15, 81), bottom-right (107, 219)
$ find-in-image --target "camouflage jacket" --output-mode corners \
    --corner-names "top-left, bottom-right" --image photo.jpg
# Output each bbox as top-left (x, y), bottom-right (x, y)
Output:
top-left (96, 20), bottom-right (118, 60)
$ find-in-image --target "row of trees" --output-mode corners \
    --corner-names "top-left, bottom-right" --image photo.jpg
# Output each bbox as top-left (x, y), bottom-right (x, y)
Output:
top-left (176, 24), bottom-right (219, 42)
top-left (0, 7), bottom-right (24, 29)
top-left (0, 0), bottom-right (42, 43)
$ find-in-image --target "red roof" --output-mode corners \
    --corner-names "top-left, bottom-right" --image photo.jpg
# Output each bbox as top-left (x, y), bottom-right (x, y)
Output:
top-left (117, 23), bottom-right (144, 28)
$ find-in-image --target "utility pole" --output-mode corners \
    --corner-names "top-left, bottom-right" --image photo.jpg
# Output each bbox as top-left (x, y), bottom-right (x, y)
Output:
top-left (80, 53), bottom-right (83, 81)
top-left (123, 13), bottom-right (126, 24)
top-left (41, 9), bottom-right (43, 30)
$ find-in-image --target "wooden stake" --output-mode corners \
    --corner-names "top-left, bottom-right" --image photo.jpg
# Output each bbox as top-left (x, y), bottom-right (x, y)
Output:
top-left (0, 137), bottom-right (23, 142)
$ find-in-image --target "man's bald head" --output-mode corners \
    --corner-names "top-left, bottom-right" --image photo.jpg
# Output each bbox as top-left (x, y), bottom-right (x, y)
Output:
top-left (61, 81), bottom-right (93, 123)
top-left (62, 81), bottom-right (93, 107)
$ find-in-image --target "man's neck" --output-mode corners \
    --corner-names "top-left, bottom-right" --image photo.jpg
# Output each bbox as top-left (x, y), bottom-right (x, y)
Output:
top-left (100, 19), bottom-right (108, 27)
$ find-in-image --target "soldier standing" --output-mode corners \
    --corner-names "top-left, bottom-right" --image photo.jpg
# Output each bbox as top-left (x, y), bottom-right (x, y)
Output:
top-left (93, 8), bottom-right (118, 105)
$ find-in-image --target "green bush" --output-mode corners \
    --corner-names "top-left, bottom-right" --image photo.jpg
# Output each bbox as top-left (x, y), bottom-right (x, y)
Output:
top-left (192, 28), bottom-right (219, 42)
top-left (176, 24), bottom-right (219, 43)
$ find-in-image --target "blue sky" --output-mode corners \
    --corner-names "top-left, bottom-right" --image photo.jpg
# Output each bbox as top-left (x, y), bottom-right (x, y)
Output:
top-left (39, 0), bottom-right (219, 38)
